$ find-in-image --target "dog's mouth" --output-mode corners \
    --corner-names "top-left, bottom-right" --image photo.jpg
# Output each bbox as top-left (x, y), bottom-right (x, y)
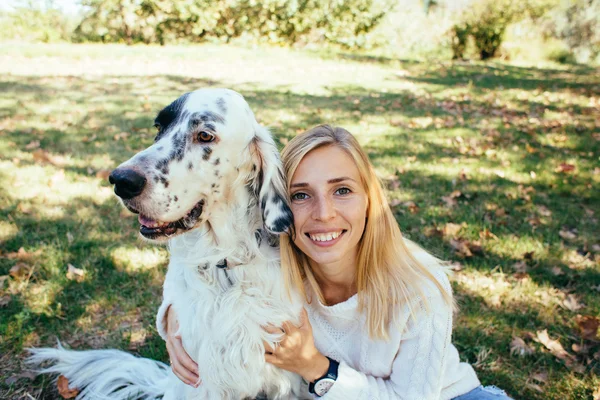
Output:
top-left (136, 200), bottom-right (205, 240)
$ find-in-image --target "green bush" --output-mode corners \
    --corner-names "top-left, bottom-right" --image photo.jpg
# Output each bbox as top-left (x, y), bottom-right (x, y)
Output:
top-left (72, 0), bottom-right (391, 48)
top-left (449, 0), bottom-right (556, 60)
top-left (0, 7), bottom-right (75, 43)
top-left (542, 0), bottom-right (600, 63)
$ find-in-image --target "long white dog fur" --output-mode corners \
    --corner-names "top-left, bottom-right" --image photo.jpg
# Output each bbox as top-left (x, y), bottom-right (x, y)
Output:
top-left (29, 89), bottom-right (309, 399)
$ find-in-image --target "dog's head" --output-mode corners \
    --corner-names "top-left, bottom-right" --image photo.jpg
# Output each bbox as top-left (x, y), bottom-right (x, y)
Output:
top-left (109, 88), bottom-right (293, 242)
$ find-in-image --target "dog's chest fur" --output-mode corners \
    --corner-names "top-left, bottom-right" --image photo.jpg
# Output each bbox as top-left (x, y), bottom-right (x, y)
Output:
top-left (164, 229), bottom-right (304, 399)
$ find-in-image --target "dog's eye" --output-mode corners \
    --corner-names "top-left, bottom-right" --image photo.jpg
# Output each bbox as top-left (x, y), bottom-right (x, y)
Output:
top-left (197, 131), bottom-right (214, 143)
top-left (154, 123), bottom-right (161, 131)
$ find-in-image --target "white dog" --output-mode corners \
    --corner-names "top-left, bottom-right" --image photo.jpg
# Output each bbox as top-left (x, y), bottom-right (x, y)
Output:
top-left (29, 89), bottom-right (309, 400)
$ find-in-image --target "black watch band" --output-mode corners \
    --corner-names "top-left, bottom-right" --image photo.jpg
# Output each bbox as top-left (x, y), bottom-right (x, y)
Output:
top-left (308, 356), bottom-right (339, 397)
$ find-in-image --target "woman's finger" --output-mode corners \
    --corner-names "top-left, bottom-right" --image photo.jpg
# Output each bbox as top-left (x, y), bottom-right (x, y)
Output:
top-left (173, 335), bottom-right (199, 375)
top-left (263, 340), bottom-right (275, 354)
top-left (263, 324), bottom-right (284, 334)
top-left (264, 352), bottom-right (280, 366)
top-left (166, 339), bottom-right (200, 385)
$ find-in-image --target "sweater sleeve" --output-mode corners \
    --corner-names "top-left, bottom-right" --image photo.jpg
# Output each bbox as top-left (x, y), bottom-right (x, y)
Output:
top-left (320, 293), bottom-right (453, 400)
top-left (156, 297), bottom-right (172, 341)
top-left (156, 264), bottom-right (177, 341)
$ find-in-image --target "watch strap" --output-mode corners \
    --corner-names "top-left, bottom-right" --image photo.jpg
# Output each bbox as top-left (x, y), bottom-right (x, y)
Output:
top-left (308, 356), bottom-right (339, 396)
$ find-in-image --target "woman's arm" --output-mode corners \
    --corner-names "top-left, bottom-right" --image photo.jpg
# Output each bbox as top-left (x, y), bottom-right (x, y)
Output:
top-left (267, 294), bottom-right (455, 400)
top-left (162, 305), bottom-right (201, 387)
top-left (323, 295), bottom-right (453, 400)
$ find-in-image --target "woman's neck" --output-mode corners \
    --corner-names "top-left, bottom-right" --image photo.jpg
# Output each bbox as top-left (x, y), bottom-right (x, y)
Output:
top-left (310, 259), bottom-right (358, 306)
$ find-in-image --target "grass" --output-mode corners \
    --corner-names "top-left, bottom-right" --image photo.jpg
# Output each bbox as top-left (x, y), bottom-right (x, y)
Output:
top-left (0, 42), bottom-right (598, 399)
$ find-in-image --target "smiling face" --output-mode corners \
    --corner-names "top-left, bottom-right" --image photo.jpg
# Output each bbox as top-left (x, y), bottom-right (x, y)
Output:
top-left (289, 145), bottom-right (369, 270)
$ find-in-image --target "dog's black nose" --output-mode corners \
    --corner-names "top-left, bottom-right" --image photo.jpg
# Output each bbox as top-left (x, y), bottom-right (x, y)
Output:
top-left (109, 168), bottom-right (147, 199)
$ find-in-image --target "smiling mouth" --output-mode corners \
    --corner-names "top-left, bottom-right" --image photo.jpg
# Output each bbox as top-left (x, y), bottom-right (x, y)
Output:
top-left (306, 230), bottom-right (346, 243)
top-left (135, 200), bottom-right (205, 240)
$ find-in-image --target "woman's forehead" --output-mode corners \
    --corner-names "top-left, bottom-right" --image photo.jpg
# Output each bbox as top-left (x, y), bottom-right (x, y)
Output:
top-left (293, 145), bottom-right (361, 184)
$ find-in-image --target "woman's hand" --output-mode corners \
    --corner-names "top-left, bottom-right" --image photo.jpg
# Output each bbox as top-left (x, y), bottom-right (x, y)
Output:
top-left (264, 308), bottom-right (329, 383)
top-left (165, 306), bottom-right (200, 387)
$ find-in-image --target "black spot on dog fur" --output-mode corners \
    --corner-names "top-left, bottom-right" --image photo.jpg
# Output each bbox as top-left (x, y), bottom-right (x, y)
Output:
top-left (154, 93), bottom-right (190, 140)
top-left (202, 147), bottom-right (212, 161)
top-left (153, 175), bottom-right (160, 183)
top-left (211, 183), bottom-right (216, 188)
top-left (188, 161), bottom-right (193, 170)
top-left (174, 196), bottom-right (178, 202)
top-left (214, 158), bottom-right (220, 166)
top-left (254, 229), bottom-right (263, 247)
top-left (171, 132), bottom-right (187, 162)
top-left (216, 97), bottom-right (227, 114)
top-left (199, 111), bottom-right (225, 125)
top-left (160, 176), bottom-right (169, 188)
top-left (156, 159), bottom-right (169, 171)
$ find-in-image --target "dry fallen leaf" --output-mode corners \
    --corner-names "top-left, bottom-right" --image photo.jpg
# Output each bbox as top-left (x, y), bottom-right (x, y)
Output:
top-left (493, 207), bottom-right (506, 217)
top-left (66, 264), bottom-right (85, 282)
top-left (424, 226), bottom-right (443, 238)
top-left (512, 261), bottom-right (528, 273)
top-left (536, 205), bottom-right (552, 217)
top-left (25, 140), bottom-right (40, 150)
top-left (444, 223), bottom-right (463, 237)
top-left (479, 228), bottom-right (498, 240)
top-left (559, 228), bottom-right (577, 241)
top-left (450, 238), bottom-right (472, 258)
top-left (0, 295), bottom-right (10, 307)
top-left (551, 266), bottom-right (564, 276)
top-left (534, 329), bottom-right (579, 369)
top-left (526, 382), bottom-right (544, 393)
top-left (510, 336), bottom-right (534, 356)
top-left (563, 294), bottom-right (585, 311)
top-left (57, 375), bottom-right (79, 399)
top-left (402, 201), bottom-right (419, 214)
top-left (9, 263), bottom-right (31, 279)
top-left (5, 247), bottom-right (42, 261)
top-left (531, 371), bottom-right (548, 383)
top-left (575, 315), bottom-right (599, 340)
top-left (555, 163), bottom-right (576, 173)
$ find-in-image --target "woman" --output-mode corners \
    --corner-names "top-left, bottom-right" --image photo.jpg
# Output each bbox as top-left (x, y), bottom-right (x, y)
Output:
top-left (164, 125), bottom-right (513, 399)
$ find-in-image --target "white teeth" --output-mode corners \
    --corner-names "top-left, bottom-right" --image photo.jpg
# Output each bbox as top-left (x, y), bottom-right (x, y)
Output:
top-left (309, 231), bottom-right (341, 242)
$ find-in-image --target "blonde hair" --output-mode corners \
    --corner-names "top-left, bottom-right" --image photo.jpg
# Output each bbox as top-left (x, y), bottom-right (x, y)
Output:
top-left (280, 125), bottom-right (453, 340)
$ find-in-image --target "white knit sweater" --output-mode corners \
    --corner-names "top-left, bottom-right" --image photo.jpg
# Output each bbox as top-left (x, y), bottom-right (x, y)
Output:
top-left (305, 259), bottom-right (480, 400)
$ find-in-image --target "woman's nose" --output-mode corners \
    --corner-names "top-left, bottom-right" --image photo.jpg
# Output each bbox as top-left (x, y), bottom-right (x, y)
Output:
top-left (313, 195), bottom-right (336, 221)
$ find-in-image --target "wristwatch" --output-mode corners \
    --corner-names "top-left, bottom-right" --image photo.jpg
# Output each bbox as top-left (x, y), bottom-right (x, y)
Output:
top-left (308, 356), bottom-right (339, 397)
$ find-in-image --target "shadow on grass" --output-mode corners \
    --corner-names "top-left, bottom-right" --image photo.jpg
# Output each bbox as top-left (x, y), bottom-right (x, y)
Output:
top-left (403, 62), bottom-right (600, 93)
top-left (1, 69), bottom-right (598, 399)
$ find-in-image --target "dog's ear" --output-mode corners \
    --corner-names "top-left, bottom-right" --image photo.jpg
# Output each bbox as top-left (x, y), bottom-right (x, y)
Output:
top-left (249, 125), bottom-right (294, 235)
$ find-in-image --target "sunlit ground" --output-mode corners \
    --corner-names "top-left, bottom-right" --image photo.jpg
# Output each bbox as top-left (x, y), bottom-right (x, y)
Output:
top-left (0, 43), bottom-right (598, 399)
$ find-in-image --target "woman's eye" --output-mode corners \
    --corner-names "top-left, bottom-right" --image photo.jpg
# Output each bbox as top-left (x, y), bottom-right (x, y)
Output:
top-left (291, 192), bottom-right (308, 201)
top-left (336, 187), bottom-right (351, 195)
top-left (197, 131), bottom-right (214, 143)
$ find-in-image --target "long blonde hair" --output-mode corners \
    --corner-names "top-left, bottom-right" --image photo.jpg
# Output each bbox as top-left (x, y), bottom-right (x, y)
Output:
top-left (280, 125), bottom-right (453, 340)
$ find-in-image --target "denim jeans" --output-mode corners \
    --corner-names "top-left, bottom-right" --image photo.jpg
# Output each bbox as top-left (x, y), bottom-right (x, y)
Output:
top-left (453, 385), bottom-right (513, 400)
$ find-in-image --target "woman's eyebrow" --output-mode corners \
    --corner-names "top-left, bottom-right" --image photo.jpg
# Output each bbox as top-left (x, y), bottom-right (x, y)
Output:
top-left (291, 177), bottom-right (356, 188)
top-left (328, 177), bottom-right (356, 184)
top-left (290, 182), bottom-right (309, 188)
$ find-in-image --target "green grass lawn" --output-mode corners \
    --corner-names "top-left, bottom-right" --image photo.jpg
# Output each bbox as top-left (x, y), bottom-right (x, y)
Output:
top-left (0, 43), bottom-right (598, 400)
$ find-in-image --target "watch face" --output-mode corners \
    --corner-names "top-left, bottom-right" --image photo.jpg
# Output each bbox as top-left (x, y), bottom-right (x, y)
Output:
top-left (315, 378), bottom-right (335, 395)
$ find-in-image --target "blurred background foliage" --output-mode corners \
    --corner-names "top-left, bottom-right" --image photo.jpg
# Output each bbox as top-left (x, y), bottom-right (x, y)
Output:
top-left (1, 0), bottom-right (599, 64)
